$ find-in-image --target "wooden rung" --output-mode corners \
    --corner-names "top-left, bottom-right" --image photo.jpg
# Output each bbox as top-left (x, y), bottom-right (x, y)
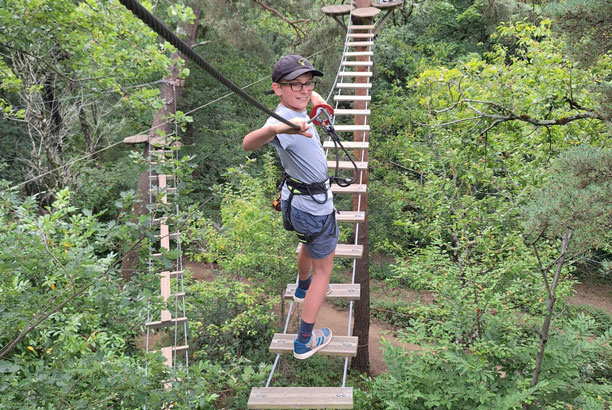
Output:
top-left (284, 283), bottom-right (360, 300)
top-left (338, 72), bottom-right (372, 78)
top-left (331, 184), bottom-right (368, 194)
top-left (155, 231), bottom-right (180, 241)
top-left (152, 252), bottom-right (180, 260)
top-left (269, 334), bottom-right (358, 357)
top-left (152, 217), bottom-right (167, 225)
top-left (327, 160), bottom-right (367, 170)
top-left (248, 387), bottom-right (353, 409)
top-left (296, 243), bottom-right (363, 258)
top-left (334, 109), bottom-right (371, 116)
top-left (158, 174), bottom-right (167, 188)
top-left (323, 141), bottom-right (368, 149)
top-left (335, 83), bottom-right (372, 89)
top-left (332, 125), bottom-right (370, 132)
top-left (334, 95), bottom-right (371, 102)
top-left (350, 24), bottom-right (375, 30)
top-left (347, 41), bottom-right (373, 47)
top-left (168, 270), bottom-right (184, 278)
top-left (161, 309), bottom-right (171, 322)
top-left (336, 211), bottom-right (365, 223)
top-left (341, 61), bottom-right (373, 66)
top-left (159, 224), bottom-right (170, 250)
top-left (343, 51), bottom-right (373, 57)
top-left (161, 271), bottom-right (171, 300)
top-left (146, 316), bottom-right (188, 329)
top-left (160, 345), bottom-right (189, 367)
top-left (149, 174), bottom-right (173, 180)
top-left (348, 33), bottom-right (374, 38)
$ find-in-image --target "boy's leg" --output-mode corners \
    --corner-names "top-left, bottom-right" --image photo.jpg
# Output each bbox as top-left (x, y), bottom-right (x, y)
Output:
top-left (301, 250), bottom-right (335, 323)
top-left (297, 243), bottom-right (313, 281)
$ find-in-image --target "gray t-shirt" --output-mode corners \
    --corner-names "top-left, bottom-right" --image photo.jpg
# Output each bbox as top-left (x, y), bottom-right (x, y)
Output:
top-left (265, 104), bottom-right (334, 215)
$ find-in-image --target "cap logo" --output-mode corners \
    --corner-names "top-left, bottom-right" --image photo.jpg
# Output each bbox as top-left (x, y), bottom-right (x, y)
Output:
top-left (298, 58), bottom-right (306, 66)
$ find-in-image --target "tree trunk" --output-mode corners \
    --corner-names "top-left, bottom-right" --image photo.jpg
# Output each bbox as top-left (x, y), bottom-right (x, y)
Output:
top-left (350, 0), bottom-right (372, 373)
top-left (121, 4), bottom-right (201, 281)
top-left (530, 232), bottom-right (572, 388)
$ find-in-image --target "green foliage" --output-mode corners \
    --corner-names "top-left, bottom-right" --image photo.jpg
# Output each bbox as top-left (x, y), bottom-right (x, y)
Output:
top-left (373, 315), bottom-right (612, 409)
top-left (524, 145), bottom-right (612, 258)
top-left (192, 155), bottom-right (296, 284)
top-left (187, 278), bottom-right (276, 364)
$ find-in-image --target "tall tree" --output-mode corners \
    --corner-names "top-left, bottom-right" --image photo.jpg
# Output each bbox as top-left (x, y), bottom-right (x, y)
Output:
top-left (0, 0), bottom-right (173, 199)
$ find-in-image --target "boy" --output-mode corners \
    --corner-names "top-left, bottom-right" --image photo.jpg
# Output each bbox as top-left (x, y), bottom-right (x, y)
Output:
top-left (243, 55), bottom-right (337, 359)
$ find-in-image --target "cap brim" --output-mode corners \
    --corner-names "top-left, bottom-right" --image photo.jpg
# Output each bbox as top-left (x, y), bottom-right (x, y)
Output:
top-left (282, 68), bottom-right (324, 81)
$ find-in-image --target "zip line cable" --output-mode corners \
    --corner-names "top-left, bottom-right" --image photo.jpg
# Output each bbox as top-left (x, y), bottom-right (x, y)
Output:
top-left (118, 0), bottom-right (299, 131)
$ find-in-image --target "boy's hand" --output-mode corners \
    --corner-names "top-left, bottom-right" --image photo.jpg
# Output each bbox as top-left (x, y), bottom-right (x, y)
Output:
top-left (274, 118), bottom-right (312, 138)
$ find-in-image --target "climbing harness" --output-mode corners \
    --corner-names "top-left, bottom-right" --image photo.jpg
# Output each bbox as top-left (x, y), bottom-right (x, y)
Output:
top-left (275, 104), bottom-right (358, 244)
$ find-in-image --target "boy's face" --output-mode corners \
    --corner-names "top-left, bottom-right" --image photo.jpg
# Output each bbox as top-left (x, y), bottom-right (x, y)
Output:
top-left (272, 73), bottom-right (314, 112)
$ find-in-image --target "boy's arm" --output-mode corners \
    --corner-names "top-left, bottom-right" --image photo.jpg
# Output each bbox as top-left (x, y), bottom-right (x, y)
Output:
top-left (243, 119), bottom-right (313, 151)
top-left (310, 91), bottom-right (327, 107)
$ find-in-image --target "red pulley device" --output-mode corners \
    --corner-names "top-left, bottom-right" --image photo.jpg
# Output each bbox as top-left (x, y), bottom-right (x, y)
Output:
top-left (309, 104), bottom-right (334, 126)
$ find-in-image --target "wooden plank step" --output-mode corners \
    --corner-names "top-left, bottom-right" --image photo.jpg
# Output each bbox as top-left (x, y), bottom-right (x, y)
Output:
top-left (335, 83), bottom-right (371, 89)
top-left (336, 210), bottom-right (365, 222)
top-left (341, 61), bottom-right (373, 67)
top-left (297, 243), bottom-right (363, 258)
top-left (349, 24), bottom-right (375, 30)
top-left (155, 231), bottom-right (180, 241)
top-left (334, 109), bottom-right (371, 116)
top-left (248, 387), bottom-right (353, 409)
top-left (161, 271), bottom-right (171, 300)
top-left (331, 184), bottom-right (367, 194)
top-left (284, 283), bottom-right (360, 300)
top-left (334, 95), bottom-right (371, 102)
top-left (149, 187), bottom-right (178, 194)
top-left (270, 334), bottom-right (358, 356)
top-left (348, 33), bottom-right (374, 38)
top-left (168, 270), bottom-right (184, 278)
top-left (327, 160), bottom-right (367, 170)
top-left (146, 316), bottom-right (188, 329)
top-left (159, 224), bottom-right (170, 250)
top-left (149, 174), bottom-right (174, 182)
top-left (343, 51), bottom-right (373, 57)
top-left (338, 71), bottom-right (372, 77)
top-left (160, 345), bottom-right (189, 367)
top-left (347, 41), bottom-right (373, 47)
top-left (332, 125), bottom-right (370, 132)
top-left (323, 141), bottom-right (368, 149)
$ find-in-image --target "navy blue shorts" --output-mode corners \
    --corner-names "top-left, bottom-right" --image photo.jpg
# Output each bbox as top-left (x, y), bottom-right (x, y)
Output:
top-left (281, 200), bottom-right (338, 259)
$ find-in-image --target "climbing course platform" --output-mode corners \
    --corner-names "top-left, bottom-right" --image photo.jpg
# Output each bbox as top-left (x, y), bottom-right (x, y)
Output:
top-left (246, 1), bottom-right (404, 407)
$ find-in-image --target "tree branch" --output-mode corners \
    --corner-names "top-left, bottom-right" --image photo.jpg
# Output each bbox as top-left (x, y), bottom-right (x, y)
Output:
top-left (250, 0), bottom-right (309, 41)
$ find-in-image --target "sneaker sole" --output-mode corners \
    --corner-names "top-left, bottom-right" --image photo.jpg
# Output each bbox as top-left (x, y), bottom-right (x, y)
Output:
top-left (293, 286), bottom-right (333, 303)
top-left (293, 329), bottom-right (333, 360)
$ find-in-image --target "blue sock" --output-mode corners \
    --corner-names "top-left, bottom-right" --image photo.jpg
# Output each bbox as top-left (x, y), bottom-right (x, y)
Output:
top-left (298, 276), bottom-right (312, 290)
top-left (297, 319), bottom-right (314, 343)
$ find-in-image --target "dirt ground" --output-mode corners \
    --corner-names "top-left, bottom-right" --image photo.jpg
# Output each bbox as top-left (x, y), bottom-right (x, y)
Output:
top-left (183, 260), bottom-right (612, 377)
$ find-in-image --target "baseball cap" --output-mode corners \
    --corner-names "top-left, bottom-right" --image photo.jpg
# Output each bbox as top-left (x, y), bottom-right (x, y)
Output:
top-left (272, 54), bottom-right (323, 83)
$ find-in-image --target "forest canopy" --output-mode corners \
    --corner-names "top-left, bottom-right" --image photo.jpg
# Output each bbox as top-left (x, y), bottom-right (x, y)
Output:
top-left (1, 0), bottom-right (612, 408)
